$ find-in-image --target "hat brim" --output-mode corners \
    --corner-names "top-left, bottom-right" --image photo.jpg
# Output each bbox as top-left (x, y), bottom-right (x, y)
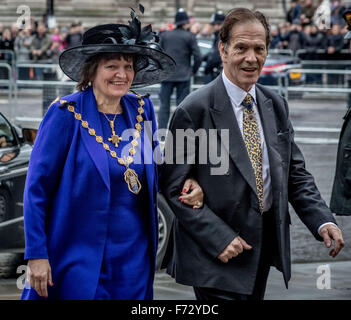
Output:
top-left (59, 44), bottom-right (176, 88)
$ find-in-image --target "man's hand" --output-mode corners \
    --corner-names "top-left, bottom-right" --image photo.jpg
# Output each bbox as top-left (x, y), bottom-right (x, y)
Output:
top-left (179, 178), bottom-right (204, 209)
top-left (218, 236), bottom-right (252, 263)
top-left (319, 224), bottom-right (344, 258)
top-left (27, 259), bottom-right (54, 298)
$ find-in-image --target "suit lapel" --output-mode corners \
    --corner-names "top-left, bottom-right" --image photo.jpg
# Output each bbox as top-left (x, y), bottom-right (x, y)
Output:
top-left (255, 86), bottom-right (283, 209)
top-left (209, 76), bottom-right (257, 196)
top-left (79, 87), bottom-right (110, 191)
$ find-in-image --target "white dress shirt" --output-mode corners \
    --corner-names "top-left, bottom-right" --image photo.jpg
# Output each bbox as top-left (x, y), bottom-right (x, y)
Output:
top-left (222, 70), bottom-right (273, 212)
top-left (221, 71), bottom-right (335, 234)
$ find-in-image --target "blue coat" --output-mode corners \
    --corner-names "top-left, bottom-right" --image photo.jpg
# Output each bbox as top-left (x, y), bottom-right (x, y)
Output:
top-left (22, 87), bottom-right (160, 299)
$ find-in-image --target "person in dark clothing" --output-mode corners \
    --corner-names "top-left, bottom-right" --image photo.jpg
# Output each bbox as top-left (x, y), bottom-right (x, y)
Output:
top-left (269, 25), bottom-right (283, 49)
top-left (331, 0), bottom-right (346, 27)
top-left (161, 8), bottom-right (344, 301)
top-left (157, 8), bottom-right (202, 129)
top-left (286, 0), bottom-right (302, 24)
top-left (327, 24), bottom-right (345, 53)
top-left (286, 20), bottom-right (305, 54)
top-left (330, 9), bottom-right (351, 216)
top-left (327, 24), bottom-right (346, 84)
top-left (304, 24), bottom-right (324, 51)
top-left (30, 23), bottom-right (52, 62)
top-left (0, 28), bottom-right (14, 52)
top-left (65, 22), bottom-right (83, 48)
top-left (0, 28), bottom-right (14, 80)
top-left (303, 24), bottom-right (326, 84)
top-left (300, 0), bottom-right (316, 26)
top-left (203, 10), bottom-right (225, 84)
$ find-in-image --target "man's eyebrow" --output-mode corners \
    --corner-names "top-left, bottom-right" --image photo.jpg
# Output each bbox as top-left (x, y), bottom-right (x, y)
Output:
top-left (234, 41), bottom-right (265, 47)
top-left (233, 42), bottom-right (247, 47)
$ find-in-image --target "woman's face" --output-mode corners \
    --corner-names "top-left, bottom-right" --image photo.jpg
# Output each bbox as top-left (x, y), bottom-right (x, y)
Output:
top-left (92, 56), bottom-right (134, 100)
top-left (3, 29), bottom-right (11, 39)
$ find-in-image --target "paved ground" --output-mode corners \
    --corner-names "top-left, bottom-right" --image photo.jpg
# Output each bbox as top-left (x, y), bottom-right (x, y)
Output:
top-left (1, 261), bottom-right (350, 300)
top-left (154, 261), bottom-right (351, 300)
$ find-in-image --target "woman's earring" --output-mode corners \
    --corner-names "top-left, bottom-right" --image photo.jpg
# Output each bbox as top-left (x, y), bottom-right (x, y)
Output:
top-left (88, 81), bottom-right (92, 86)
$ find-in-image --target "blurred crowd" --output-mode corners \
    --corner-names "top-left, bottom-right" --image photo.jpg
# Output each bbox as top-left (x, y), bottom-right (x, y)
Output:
top-left (0, 20), bottom-right (83, 64)
top-left (271, 0), bottom-right (351, 54)
top-left (0, 19), bottom-right (84, 79)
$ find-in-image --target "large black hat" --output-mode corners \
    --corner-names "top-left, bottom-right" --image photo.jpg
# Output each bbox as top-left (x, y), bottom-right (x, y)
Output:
top-left (343, 10), bottom-right (351, 40)
top-left (174, 8), bottom-right (189, 26)
top-left (210, 10), bottom-right (225, 25)
top-left (59, 6), bottom-right (176, 88)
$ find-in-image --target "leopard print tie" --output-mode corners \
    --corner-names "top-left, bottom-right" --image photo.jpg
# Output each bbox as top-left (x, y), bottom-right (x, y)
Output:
top-left (242, 93), bottom-right (264, 214)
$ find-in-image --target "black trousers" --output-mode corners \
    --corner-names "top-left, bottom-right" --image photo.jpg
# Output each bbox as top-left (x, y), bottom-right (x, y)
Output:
top-left (157, 80), bottom-right (190, 129)
top-left (193, 209), bottom-right (278, 301)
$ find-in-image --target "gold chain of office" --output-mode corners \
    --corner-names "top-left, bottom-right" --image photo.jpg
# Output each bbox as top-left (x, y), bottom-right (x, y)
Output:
top-left (58, 95), bottom-right (145, 194)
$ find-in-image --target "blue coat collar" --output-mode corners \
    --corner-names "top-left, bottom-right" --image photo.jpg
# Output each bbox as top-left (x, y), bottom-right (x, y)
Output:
top-left (77, 87), bottom-right (147, 192)
top-left (77, 87), bottom-right (158, 259)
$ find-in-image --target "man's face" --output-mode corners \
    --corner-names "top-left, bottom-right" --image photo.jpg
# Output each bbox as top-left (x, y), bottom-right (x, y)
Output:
top-left (37, 25), bottom-right (46, 35)
top-left (219, 21), bottom-right (267, 92)
top-left (332, 25), bottom-right (340, 35)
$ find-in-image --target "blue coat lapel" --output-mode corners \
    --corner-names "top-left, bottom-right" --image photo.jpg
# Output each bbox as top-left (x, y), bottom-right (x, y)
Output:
top-left (122, 95), bottom-right (158, 257)
top-left (79, 87), bottom-right (110, 191)
top-left (121, 94), bottom-right (156, 199)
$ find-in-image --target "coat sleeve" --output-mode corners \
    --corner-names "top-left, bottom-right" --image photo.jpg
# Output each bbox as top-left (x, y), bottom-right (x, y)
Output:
top-left (160, 106), bottom-right (239, 259)
top-left (285, 98), bottom-right (337, 241)
top-left (23, 102), bottom-right (74, 259)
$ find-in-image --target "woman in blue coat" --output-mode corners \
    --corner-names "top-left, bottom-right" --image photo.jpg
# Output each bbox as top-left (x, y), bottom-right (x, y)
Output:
top-left (21, 8), bottom-right (203, 300)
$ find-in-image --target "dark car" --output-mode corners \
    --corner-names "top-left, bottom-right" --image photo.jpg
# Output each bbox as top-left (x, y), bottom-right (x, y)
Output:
top-left (0, 112), bottom-right (174, 276)
top-left (258, 51), bottom-right (305, 90)
top-left (0, 113), bottom-right (35, 277)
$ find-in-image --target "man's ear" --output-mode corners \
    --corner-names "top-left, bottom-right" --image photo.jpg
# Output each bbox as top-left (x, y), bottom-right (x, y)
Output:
top-left (218, 41), bottom-right (227, 63)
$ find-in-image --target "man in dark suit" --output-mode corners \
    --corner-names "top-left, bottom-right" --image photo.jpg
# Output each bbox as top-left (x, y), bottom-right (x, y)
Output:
top-left (157, 8), bottom-right (201, 129)
top-left (161, 8), bottom-right (344, 300)
top-left (330, 10), bottom-right (351, 216)
top-left (203, 10), bottom-right (225, 84)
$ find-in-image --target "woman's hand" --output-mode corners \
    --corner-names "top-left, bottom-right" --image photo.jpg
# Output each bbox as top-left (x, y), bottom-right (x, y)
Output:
top-left (27, 259), bottom-right (54, 298)
top-left (179, 178), bottom-right (204, 209)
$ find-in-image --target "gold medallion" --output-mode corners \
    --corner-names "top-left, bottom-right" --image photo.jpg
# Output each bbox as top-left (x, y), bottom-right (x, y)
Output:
top-left (66, 94), bottom-right (146, 195)
top-left (108, 133), bottom-right (123, 148)
top-left (124, 168), bottom-right (142, 194)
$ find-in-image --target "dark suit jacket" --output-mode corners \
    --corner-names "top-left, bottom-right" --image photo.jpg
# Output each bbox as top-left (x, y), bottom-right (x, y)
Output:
top-left (330, 105), bottom-right (351, 215)
top-left (160, 28), bottom-right (201, 82)
top-left (160, 75), bottom-right (337, 295)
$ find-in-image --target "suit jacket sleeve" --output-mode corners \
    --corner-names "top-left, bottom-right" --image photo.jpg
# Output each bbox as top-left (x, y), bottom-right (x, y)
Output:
top-left (161, 106), bottom-right (239, 259)
top-left (285, 98), bottom-right (337, 240)
top-left (23, 102), bottom-right (73, 259)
